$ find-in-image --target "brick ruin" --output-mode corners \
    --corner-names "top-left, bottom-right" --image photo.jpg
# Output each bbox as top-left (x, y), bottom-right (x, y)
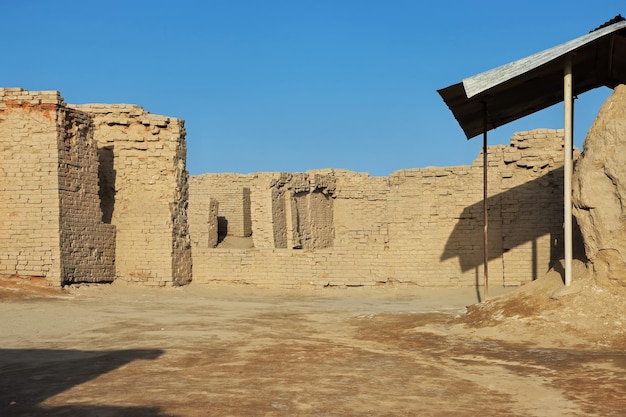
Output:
top-left (0, 88), bottom-right (573, 288)
top-left (190, 129), bottom-right (570, 288)
top-left (0, 88), bottom-right (191, 286)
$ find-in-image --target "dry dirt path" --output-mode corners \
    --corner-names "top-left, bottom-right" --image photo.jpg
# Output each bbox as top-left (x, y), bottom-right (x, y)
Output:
top-left (0, 282), bottom-right (624, 416)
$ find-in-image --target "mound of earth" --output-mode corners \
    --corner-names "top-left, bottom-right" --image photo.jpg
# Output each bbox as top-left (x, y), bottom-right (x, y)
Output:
top-left (461, 259), bottom-right (626, 348)
top-left (458, 86), bottom-right (626, 349)
top-left (0, 276), bottom-right (72, 300)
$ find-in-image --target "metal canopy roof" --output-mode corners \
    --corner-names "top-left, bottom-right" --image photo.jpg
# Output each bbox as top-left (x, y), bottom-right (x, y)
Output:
top-left (438, 16), bottom-right (626, 139)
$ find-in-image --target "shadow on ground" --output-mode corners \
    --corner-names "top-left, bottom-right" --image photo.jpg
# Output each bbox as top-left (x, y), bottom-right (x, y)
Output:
top-left (0, 348), bottom-right (170, 417)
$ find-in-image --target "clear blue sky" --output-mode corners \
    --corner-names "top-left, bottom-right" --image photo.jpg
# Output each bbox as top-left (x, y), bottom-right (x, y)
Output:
top-left (2, 1), bottom-right (622, 176)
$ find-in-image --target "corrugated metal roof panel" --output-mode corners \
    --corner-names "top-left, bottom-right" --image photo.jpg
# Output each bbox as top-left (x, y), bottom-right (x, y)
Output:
top-left (438, 16), bottom-right (626, 139)
top-left (462, 20), bottom-right (626, 99)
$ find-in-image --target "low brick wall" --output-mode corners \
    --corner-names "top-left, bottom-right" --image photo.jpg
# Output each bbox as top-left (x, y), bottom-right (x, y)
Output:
top-left (190, 129), bottom-right (568, 288)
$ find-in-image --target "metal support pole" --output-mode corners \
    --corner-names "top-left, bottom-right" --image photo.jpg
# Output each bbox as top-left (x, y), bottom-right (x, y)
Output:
top-left (483, 104), bottom-right (489, 299)
top-left (564, 56), bottom-right (573, 286)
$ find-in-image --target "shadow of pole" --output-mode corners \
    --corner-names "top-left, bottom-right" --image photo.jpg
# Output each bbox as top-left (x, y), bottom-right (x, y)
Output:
top-left (475, 266), bottom-right (482, 303)
top-left (441, 167), bottom-right (566, 284)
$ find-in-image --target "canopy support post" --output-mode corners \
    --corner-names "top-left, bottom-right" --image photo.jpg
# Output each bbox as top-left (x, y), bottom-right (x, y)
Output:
top-left (564, 56), bottom-right (573, 286)
top-left (483, 103), bottom-right (489, 299)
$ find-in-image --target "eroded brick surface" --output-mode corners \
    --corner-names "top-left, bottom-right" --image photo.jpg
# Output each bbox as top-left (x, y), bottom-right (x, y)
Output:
top-left (189, 130), bottom-right (568, 288)
top-left (0, 87), bottom-right (569, 289)
top-left (0, 89), bottom-right (191, 286)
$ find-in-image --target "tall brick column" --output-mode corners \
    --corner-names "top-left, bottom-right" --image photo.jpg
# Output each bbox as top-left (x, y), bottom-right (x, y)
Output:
top-left (0, 88), bottom-right (115, 285)
top-left (71, 104), bottom-right (192, 286)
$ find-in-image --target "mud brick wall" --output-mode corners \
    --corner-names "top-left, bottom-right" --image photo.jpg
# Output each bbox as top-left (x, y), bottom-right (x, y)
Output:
top-left (188, 195), bottom-right (219, 251)
top-left (190, 129), bottom-right (567, 288)
top-left (189, 173), bottom-right (280, 249)
top-left (0, 89), bottom-right (65, 283)
top-left (71, 104), bottom-right (192, 286)
top-left (382, 132), bottom-right (563, 288)
top-left (494, 130), bottom-right (566, 285)
top-left (57, 106), bottom-right (116, 284)
top-left (0, 88), bottom-right (115, 284)
top-left (283, 173), bottom-right (335, 250)
top-left (189, 173), bottom-right (253, 240)
top-left (189, 172), bottom-right (337, 251)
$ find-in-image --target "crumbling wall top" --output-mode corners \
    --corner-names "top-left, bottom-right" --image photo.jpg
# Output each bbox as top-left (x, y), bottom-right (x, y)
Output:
top-left (70, 103), bottom-right (145, 115)
top-left (0, 87), bottom-right (64, 107)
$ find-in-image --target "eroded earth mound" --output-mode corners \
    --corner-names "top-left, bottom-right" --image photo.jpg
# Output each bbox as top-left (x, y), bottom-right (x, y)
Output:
top-left (573, 84), bottom-right (626, 287)
top-left (464, 260), bottom-right (626, 348)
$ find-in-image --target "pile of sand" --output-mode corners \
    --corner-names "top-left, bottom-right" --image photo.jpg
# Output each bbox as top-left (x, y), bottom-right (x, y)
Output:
top-left (462, 260), bottom-right (626, 348)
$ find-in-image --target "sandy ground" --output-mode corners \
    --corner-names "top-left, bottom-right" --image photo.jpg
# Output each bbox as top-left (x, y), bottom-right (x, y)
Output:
top-left (1, 276), bottom-right (625, 417)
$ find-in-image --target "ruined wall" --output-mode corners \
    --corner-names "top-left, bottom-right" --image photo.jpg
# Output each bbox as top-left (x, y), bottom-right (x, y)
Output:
top-left (283, 173), bottom-right (335, 250)
top-left (57, 106), bottom-right (116, 283)
top-left (383, 130), bottom-right (564, 287)
top-left (0, 86), bottom-right (567, 289)
top-left (189, 171), bottom-right (336, 251)
top-left (0, 88), bottom-right (115, 284)
top-left (189, 196), bottom-right (219, 251)
top-left (188, 174), bottom-right (253, 240)
top-left (0, 89), bottom-right (64, 283)
top-left (70, 104), bottom-right (192, 285)
top-left (190, 129), bottom-right (566, 288)
top-left (189, 173), bottom-right (281, 249)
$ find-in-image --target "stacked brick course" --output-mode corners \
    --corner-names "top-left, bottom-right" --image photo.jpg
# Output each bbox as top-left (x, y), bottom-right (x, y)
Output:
top-left (70, 104), bottom-right (192, 286)
top-left (0, 88), bottom-right (115, 284)
top-left (0, 88), bottom-right (191, 286)
top-left (57, 106), bottom-right (116, 283)
top-left (0, 86), bottom-right (570, 290)
top-left (189, 129), bottom-right (568, 288)
top-left (188, 173), bottom-right (253, 241)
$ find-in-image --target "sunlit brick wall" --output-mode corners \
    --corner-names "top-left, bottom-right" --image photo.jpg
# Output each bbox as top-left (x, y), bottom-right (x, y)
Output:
top-left (190, 129), bottom-right (567, 288)
top-left (0, 89), bottom-right (64, 283)
top-left (0, 89), bottom-right (115, 285)
top-left (71, 104), bottom-right (192, 286)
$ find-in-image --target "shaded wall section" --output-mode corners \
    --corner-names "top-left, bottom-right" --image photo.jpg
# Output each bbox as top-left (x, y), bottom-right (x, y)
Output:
top-left (57, 106), bottom-right (116, 284)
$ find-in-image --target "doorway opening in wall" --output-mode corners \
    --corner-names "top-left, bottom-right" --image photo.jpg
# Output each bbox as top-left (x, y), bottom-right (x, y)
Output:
top-left (217, 216), bottom-right (228, 245)
top-left (215, 216), bottom-right (255, 249)
top-left (98, 146), bottom-right (115, 224)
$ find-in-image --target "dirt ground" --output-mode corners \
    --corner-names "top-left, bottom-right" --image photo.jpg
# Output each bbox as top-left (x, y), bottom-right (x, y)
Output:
top-left (1, 273), bottom-right (625, 417)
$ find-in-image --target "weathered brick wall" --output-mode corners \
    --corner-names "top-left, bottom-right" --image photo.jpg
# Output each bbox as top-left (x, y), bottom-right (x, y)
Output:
top-left (70, 104), bottom-right (192, 286)
top-left (188, 173), bottom-right (253, 240)
top-left (189, 194), bottom-right (219, 251)
top-left (382, 132), bottom-right (563, 288)
top-left (189, 171), bottom-right (337, 251)
top-left (283, 173), bottom-right (335, 250)
top-left (0, 88), bottom-right (115, 284)
top-left (0, 89), bottom-right (65, 283)
top-left (57, 106), bottom-right (116, 284)
top-left (253, 173), bottom-right (282, 248)
top-left (190, 129), bottom-right (567, 288)
top-left (493, 130), bottom-right (565, 285)
top-left (0, 86), bottom-right (567, 289)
